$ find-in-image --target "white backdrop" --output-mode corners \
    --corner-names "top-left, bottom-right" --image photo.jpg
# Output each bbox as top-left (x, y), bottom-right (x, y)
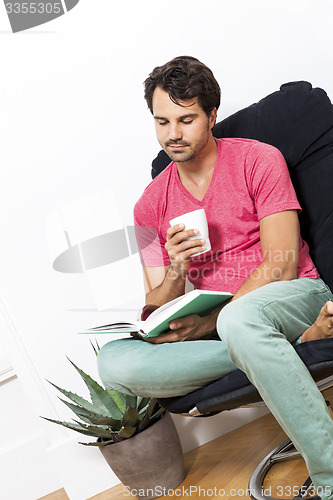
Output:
top-left (0, 0), bottom-right (333, 498)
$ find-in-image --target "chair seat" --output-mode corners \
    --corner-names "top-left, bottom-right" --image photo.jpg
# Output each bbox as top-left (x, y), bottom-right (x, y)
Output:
top-left (157, 338), bottom-right (333, 416)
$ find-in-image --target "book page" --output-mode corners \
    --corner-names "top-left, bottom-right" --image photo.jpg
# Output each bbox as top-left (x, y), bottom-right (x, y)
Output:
top-left (89, 322), bottom-right (137, 331)
top-left (147, 293), bottom-right (191, 319)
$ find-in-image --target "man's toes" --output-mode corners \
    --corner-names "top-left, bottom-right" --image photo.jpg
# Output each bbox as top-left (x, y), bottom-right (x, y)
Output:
top-left (318, 302), bottom-right (330, 320)
top-left (325, 300), bottom-right (333, 317)
top-left (318, 301), bottom-right (333, 335)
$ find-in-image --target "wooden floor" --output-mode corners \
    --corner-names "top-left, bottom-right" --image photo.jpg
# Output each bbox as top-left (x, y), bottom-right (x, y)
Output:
top-left (40, 387), bottom-right (333, 500)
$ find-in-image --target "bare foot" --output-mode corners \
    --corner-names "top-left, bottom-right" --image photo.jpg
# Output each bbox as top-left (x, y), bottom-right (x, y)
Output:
top-left (301, 300), bottom-right (333, 342)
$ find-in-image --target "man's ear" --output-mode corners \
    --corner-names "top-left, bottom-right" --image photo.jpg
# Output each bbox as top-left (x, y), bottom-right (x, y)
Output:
top-left (209, 108), bottom-right (218, 129)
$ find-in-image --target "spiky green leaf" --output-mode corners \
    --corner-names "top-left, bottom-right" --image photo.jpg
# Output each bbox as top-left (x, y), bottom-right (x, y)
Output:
top-left (106, 389), bottom-right (126, 415)
top-left (151, 407), bottom-right (165, 421)
top-left (58, 398), bottom-right (99, 423)
top-left (67, 359), bottom-right (123, 419)
top-left (47, 381), bottom-right (109, 417)
top-left (121, 407), bottom-right (139, 428)
top-left (137, 397), bottom-right (151, 412)
top-left (138, 400), bottom-right (165, 433)
top-left (79, 439), bottom-right (114, 447)
top-left (90, 339), bottom-right (99, 357)
top-left (118, 426), bottom-right (137, 439)
top-left (138, 404), bottom-right (151, 418)
top-left (84, 414), bottom-right (122, 429)
top-left (146, 398), bottom-right (159, 418)
top-left (125, 393), bottom-right (138, 409)
top-left (57, 399), bottom-right (117, 425)
top-left (42, 417), bottom-right (102, 437)
top-left (74, 420), bottom-right (115, 439)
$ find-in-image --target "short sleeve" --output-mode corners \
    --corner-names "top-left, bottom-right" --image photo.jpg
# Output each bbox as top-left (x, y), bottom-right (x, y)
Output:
top-left (134, 197), bottom-right (170, 267)
top-left (246, 143), bottom-right (301, 220)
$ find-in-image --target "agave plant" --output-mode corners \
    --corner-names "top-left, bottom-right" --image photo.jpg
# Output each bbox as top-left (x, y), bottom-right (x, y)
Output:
top-left (42, 351), bottom-right (165, 447)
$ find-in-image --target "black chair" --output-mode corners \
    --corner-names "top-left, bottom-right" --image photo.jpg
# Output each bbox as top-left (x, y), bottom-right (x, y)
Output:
top-left (152, 81), bottom-right (333, 500)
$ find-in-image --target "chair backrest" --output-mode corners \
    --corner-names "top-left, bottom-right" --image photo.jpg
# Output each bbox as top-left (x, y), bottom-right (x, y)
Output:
top-left (151, 81), bottom-right (333, 292)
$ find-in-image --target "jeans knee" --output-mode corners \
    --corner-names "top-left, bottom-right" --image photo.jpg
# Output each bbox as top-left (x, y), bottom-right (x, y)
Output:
top-left (97, 339), bottom-right (138, 395)
top-left (217, 298), bottom-right (261, 358)
top-left (217, 301), bottom-right (236, 339)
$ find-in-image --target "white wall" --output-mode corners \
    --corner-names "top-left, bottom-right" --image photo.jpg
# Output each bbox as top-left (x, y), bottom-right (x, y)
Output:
top-left (0, 374), bottom-right (64, 500)
top-left (1, 1), bottom-right (333, 498)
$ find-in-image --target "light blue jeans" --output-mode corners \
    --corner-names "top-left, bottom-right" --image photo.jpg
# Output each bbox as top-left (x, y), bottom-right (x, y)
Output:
top-left (98, 278), bottom-right (333, 498)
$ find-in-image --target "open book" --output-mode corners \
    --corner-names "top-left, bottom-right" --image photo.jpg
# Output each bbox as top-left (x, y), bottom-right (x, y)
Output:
top-left (79, 289), bottom-right (233, 338)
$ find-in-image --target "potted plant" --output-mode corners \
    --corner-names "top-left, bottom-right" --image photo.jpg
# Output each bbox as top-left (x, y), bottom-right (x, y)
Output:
top-left (42, 345), bottom-right (186, 500)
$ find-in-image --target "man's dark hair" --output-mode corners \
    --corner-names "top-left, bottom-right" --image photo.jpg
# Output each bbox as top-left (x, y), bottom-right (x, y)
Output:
top-left (144, 56), bottom-right (221, 117)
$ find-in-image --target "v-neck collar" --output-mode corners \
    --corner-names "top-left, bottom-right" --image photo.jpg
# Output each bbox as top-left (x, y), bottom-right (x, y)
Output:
top-left (173, 139), bottom-right (220, 206)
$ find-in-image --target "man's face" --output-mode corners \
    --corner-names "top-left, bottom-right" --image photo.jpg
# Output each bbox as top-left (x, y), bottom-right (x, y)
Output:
top-left (152, 87), bottom-right (216, 163)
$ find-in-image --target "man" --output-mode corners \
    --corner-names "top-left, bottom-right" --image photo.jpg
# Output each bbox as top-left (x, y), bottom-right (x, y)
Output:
top-left (98, 56), bottom-right (333, 497)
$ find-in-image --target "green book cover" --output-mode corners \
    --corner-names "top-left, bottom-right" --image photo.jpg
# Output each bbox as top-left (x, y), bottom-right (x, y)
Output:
top-left (78, 289), bottom-right (233, 338)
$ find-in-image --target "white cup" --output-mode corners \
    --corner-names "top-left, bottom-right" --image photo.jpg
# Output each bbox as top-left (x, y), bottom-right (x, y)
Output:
top-left (169, 208), bottom-right (211, 257)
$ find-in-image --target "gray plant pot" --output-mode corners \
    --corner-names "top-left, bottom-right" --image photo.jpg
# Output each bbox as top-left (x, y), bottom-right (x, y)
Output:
top-left (99, 411), bottom-right (186, 500)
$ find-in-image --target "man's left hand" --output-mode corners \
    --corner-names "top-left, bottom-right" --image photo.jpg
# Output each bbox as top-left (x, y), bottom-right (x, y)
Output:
top-left (131, 314), bottom-right (213, 344)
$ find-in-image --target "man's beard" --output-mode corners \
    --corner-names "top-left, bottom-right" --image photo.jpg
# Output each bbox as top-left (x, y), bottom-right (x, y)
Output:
top-left (163, 129), bottom-right (210, 163)
top-left (164, 143), bottom-right (194, 162)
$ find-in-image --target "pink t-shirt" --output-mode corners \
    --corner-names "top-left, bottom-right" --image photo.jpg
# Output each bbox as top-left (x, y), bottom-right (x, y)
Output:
top-left (134, 138), bottom-right (319, 293)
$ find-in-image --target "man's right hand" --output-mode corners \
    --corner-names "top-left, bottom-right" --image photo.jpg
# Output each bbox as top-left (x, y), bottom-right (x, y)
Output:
top-left (165, 223), bottom-right (206, 279)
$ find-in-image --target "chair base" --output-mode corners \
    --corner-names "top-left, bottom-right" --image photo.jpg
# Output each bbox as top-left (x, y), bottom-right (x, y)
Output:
top-left (248, 438), bottom-right (319, 500)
